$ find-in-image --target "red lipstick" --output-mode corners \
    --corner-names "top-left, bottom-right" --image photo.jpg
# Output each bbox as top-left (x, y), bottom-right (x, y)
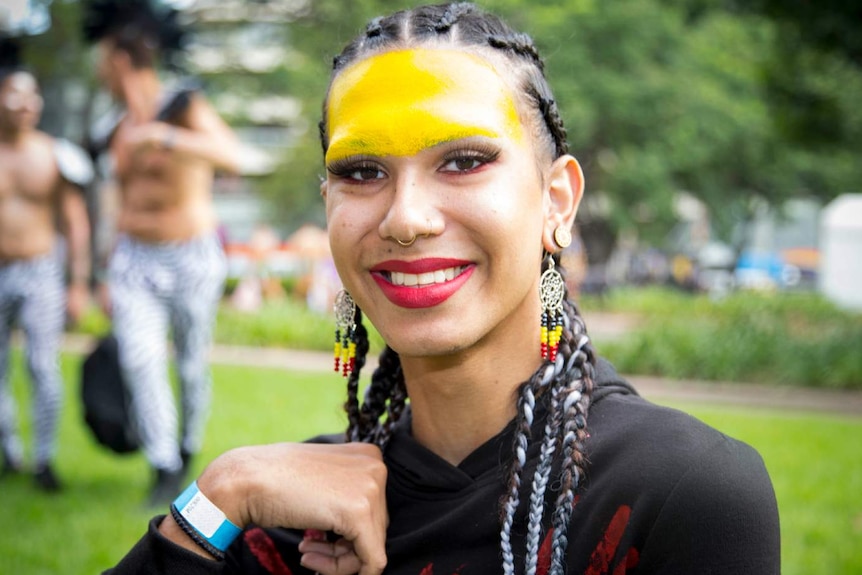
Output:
top-left (370, 258), bottom-right (474, 309)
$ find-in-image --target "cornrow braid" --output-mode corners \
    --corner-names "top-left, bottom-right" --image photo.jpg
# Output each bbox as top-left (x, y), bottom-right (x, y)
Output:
top-left (487, 33), bottom-right (545, 72)
top-left (538, 95), bottom-right (570, 158)
top-left (433, 2), bottom-right (476, 33)
top-left (365, 17), bottom-right (383, 38)
top-left (322, 4), bottom-right (596, 573)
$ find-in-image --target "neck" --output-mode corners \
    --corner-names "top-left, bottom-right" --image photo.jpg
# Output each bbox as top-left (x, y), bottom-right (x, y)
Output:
top-left (402, 304), bottom-right (542, 466)
top-left (120, 68), bottom-right (162, 121)
top-left (0, 125), bottom-right (28, 146)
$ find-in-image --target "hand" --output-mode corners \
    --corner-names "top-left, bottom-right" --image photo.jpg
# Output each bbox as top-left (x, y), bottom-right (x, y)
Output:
top-left (125, 121), bottom-right (176, 154)
top-left (198, 442), bottom-right (389, 575)
top-left (66, 283), bottom-right (89, 325)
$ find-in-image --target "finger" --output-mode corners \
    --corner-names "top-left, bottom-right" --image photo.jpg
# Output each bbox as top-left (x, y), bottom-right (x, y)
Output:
top-left (300, 550), bottom-right (363, 575)
top-left (351, 535), bottom-right (387, 575)
top-left (298, 539), bottom-right (353, 558)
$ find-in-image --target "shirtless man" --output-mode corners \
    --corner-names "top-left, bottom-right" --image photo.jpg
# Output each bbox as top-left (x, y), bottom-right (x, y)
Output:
top-left (0, 65), bottom-right (91, 492)
top-left (88, 20), bottom-right (240, 506)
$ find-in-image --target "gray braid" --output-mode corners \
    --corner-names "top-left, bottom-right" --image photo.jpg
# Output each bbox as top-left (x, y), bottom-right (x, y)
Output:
top-left (524, 369), bottom-right (565, 575)
top-left (500, 384), bottom-right (535, 575)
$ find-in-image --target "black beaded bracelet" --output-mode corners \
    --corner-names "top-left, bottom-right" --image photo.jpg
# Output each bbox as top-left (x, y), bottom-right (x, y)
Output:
top-left (170, 503), bottom-right (226, 561)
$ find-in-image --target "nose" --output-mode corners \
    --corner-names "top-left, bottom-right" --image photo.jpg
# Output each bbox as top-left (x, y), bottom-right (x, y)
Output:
top-left (378, 169), bottom-right (440, 246)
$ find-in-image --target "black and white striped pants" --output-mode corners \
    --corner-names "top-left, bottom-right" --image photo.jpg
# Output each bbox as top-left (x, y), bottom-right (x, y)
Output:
top-left (0, 250), bottom-right (65, 467)
top-left (109, 233), bottom-right (226, 472)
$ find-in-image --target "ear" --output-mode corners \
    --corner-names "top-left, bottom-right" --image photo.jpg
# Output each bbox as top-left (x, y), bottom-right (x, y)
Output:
top-left (319, 179), bottom-right (328, 201)
top-left (542, 154), bottom-right (584, 253)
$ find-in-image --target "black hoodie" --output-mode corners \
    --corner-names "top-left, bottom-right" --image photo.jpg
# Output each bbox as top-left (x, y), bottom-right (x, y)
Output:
top-left (106, 360), bottom-right (780, 574)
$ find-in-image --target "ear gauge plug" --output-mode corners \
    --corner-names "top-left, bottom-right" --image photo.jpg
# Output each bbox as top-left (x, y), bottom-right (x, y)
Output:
top-left (553, 225), bottom-right (572, 249)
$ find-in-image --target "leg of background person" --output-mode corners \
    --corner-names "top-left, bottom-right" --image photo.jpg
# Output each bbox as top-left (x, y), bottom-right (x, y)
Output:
top-left (110, 244), bottom-right (183, 506)
top-left (0, 279), bottom-right (24, 474)
top-left (171, 235), bottom-right (226, 476)
top-left (19, 255), bottom-right (66, 491)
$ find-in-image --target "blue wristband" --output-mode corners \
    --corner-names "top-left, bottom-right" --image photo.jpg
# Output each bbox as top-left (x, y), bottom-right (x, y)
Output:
top-left (173, 481), bottom-right (242, 552)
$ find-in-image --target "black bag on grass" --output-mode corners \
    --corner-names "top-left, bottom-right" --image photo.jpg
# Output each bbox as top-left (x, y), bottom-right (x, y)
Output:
top-left (81, 334), bottom-right (139, 454)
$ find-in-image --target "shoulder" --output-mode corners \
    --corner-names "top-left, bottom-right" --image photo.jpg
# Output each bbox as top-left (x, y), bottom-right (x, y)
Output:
top-left (580, 373), bottom-right (780, 572)
top-left (53, 138), bottom-right (95, 188)
top-left (588, 383), bottom-right (773, 494)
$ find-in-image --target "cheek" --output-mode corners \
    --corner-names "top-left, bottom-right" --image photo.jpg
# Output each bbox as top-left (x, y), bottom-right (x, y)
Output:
top-left (325, 193), bottom-right (377, 262)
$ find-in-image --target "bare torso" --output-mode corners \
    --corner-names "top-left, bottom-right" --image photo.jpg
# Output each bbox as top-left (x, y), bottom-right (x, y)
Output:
top-left (0, 131), bottom-right (60, 260)
top-left (110, 111), bottom-right (216, 243)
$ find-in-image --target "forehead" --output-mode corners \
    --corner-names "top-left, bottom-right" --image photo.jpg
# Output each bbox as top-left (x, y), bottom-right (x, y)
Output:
top-left (325, 48), bottom-right (524, 162)
top-left (1, 71), bottom-right (38, 94)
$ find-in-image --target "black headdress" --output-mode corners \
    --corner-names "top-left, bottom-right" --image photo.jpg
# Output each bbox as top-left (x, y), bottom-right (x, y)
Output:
top-left (80, 0), bottom-right (188, 69)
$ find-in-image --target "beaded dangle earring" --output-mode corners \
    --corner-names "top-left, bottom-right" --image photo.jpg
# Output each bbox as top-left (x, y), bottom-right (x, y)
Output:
top-left (333, 290), bottom-right (357, 377)
top-left (539, 255), bottom-right (565, 361)
top-left (540, 225), bottom-right (571, 361)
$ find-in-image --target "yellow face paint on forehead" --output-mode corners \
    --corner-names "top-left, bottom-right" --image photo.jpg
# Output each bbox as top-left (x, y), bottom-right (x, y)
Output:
top-left (325, 48), bottom-right (524, 163)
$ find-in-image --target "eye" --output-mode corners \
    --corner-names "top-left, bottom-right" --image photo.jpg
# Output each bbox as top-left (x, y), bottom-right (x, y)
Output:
top-left (439, 145), bottom-right (500, 174)
top-left (327, 158), bottom-right (386, 183)
top-left (348, 165), bottom-right (385, 181)
top-left (442, 157), bottom-right (483, 172)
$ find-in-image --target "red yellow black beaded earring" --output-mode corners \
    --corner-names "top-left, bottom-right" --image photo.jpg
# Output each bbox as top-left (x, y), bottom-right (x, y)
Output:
top-left (540, 225), bottom-right (571, 361)
top-left (333, 290), bottom-right (357, 377)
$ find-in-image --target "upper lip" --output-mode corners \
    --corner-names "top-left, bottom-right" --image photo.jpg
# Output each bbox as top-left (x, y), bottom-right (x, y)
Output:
top-left (370, 258), bottom-right (472, 274)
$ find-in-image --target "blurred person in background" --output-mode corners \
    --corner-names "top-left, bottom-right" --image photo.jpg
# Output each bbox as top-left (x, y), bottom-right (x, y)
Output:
top-left (0, 36), bottom-right (92, 492)
top-left (81, 0), bottom-right (240, 507)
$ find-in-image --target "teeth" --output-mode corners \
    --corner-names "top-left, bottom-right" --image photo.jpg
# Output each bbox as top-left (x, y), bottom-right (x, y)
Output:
top-left (389, 266), bottom-right (462, 287)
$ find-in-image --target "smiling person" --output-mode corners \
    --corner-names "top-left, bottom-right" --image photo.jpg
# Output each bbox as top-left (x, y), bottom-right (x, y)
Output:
top-left (104, 3), bottom-right (779, 574)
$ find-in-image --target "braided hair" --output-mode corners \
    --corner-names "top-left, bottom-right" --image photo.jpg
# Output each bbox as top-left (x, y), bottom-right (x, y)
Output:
top-left (321, 4), bottom-right (596, 574)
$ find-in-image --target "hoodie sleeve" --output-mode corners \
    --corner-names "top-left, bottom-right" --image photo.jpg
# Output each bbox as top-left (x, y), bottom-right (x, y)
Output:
top-left (102, 516), bottom-right (232, 575)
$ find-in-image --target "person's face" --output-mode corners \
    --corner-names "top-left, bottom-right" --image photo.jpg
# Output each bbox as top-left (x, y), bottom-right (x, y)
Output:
top-left (323, 48), bottom-right (581, 358)
top-left (0, 71), bottom-right (43, 131)
top-left (94, 39), bottom-right (124, 98)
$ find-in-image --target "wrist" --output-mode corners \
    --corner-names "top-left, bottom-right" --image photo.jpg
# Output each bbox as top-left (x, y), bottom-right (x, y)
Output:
top-left (172, 481), bottom-right (243, 559)
top-left (196, 449), bottom-right (252, 528)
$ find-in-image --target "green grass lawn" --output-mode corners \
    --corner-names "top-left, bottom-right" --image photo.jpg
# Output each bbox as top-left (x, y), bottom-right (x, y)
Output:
top-left (1, 353), bottom-right (859, 574)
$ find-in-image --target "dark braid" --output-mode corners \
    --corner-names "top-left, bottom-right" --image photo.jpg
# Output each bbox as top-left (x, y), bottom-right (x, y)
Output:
top-left (323, 5), bottom-right (595, 573)
top-left (487, 33), bottom-right (545, 71)
top-left (343, 309), bottom-right (370, 442)
top-left (358, 346), bottom-right (407, 446)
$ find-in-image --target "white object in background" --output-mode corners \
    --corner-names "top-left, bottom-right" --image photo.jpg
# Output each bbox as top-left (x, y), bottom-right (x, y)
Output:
top-left (819, 194), bottom-right (862, 311)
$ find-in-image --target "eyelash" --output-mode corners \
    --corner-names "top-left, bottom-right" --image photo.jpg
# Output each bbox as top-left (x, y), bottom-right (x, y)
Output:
top-left (439, 145), bottom-right (500, 174)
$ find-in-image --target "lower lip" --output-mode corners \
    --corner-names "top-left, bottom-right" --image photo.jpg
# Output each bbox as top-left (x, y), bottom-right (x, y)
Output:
top-left (373, 266), bottom-right (475, 309)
